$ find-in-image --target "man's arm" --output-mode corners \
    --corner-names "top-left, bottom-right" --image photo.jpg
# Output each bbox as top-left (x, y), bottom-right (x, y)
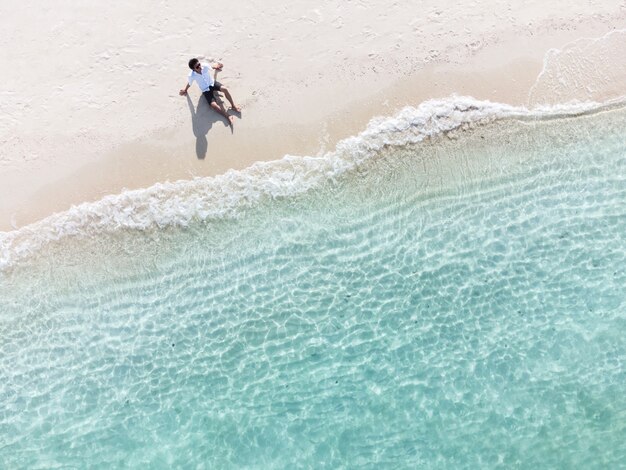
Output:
top-left (179, 83), bottom-right (191, 96)
top-left (211, 62), bottom-right (224, 81)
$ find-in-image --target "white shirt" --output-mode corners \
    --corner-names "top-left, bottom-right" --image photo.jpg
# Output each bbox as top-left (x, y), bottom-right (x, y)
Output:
top-left (188, 63), bottom-right (214, 92)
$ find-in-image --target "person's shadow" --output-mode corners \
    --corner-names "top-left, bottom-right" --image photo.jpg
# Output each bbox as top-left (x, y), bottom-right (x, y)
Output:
top-left (186, 94), bottom-right (229, 160)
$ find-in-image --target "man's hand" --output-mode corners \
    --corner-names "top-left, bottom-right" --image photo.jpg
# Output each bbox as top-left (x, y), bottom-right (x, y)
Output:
top-left (179, 89), bottom-right (188, 96)
top-left (213, 62), bottom-right (224, 71)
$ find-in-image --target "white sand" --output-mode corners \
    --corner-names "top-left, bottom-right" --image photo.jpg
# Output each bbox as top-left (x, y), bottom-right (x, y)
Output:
top-left (1, 1), bottom-right (625, 230)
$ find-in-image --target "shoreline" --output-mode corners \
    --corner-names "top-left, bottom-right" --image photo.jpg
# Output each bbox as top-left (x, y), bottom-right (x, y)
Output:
top-left (2, 98), bottom-right (624, 273)
top-left (1, 3), bottom-right (625, 231)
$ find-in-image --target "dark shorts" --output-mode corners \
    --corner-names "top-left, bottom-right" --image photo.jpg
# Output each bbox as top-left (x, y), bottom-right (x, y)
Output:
top-left (202, 82), bottom-right (222, 104)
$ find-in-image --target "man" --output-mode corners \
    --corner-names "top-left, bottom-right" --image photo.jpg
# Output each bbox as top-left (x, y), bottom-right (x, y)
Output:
top-left (179, 58), bottom-right (240, 127)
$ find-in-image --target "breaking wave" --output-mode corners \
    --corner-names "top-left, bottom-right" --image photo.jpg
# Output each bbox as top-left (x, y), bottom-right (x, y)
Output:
top-left (0, 96), bottom-right (623, 271)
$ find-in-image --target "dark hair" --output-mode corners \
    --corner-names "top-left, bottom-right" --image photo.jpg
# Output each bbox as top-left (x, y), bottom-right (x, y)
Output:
top-left (188, 58), bottom-right (199, 70)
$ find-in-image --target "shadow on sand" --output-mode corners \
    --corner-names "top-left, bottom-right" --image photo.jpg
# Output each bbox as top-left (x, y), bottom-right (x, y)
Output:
top-left (186, 94), bottom-right (233, 160)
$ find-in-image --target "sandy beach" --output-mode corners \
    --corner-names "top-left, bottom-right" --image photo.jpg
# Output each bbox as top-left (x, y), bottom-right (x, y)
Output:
top-left (1, 0), bottom-right (625, 231)
top-left (2, 3), bottom-right (626, 466)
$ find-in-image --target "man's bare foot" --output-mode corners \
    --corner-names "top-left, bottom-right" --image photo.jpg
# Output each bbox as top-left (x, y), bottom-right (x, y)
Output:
top-left (228, 115), bottom-right (235, 126)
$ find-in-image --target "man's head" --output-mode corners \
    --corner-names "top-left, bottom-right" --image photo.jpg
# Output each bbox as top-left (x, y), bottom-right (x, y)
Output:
top-left (188, 58), bottom-right (201, 72)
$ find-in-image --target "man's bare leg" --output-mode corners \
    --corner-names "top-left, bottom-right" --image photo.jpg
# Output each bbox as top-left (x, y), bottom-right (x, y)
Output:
top-left (210, 101), bottom-right (234, 126)
top-left (220, 86), bottom-right (241, 112)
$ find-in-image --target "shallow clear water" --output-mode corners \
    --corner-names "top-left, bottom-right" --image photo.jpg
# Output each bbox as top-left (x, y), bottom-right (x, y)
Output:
top-left (1, 106), bottom-right (625, 468)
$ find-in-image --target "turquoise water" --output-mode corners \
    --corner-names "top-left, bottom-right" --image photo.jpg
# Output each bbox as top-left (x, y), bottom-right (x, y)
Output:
top-left (1, 105), bottom-right (625, 468)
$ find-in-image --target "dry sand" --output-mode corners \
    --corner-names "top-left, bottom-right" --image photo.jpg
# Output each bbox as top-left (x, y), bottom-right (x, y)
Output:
top-left (1, 1), bottom-right (625, 230)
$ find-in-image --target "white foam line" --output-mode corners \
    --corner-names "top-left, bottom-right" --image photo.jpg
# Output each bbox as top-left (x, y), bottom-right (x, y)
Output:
top-left (528, 28), bottom-right (626, 106)
top-left (0, 96), bottom-right (618, 271)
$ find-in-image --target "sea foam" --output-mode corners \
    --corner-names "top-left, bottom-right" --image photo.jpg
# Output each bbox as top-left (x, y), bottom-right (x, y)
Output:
top-left (0, 96), bottom-right (620, 271)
